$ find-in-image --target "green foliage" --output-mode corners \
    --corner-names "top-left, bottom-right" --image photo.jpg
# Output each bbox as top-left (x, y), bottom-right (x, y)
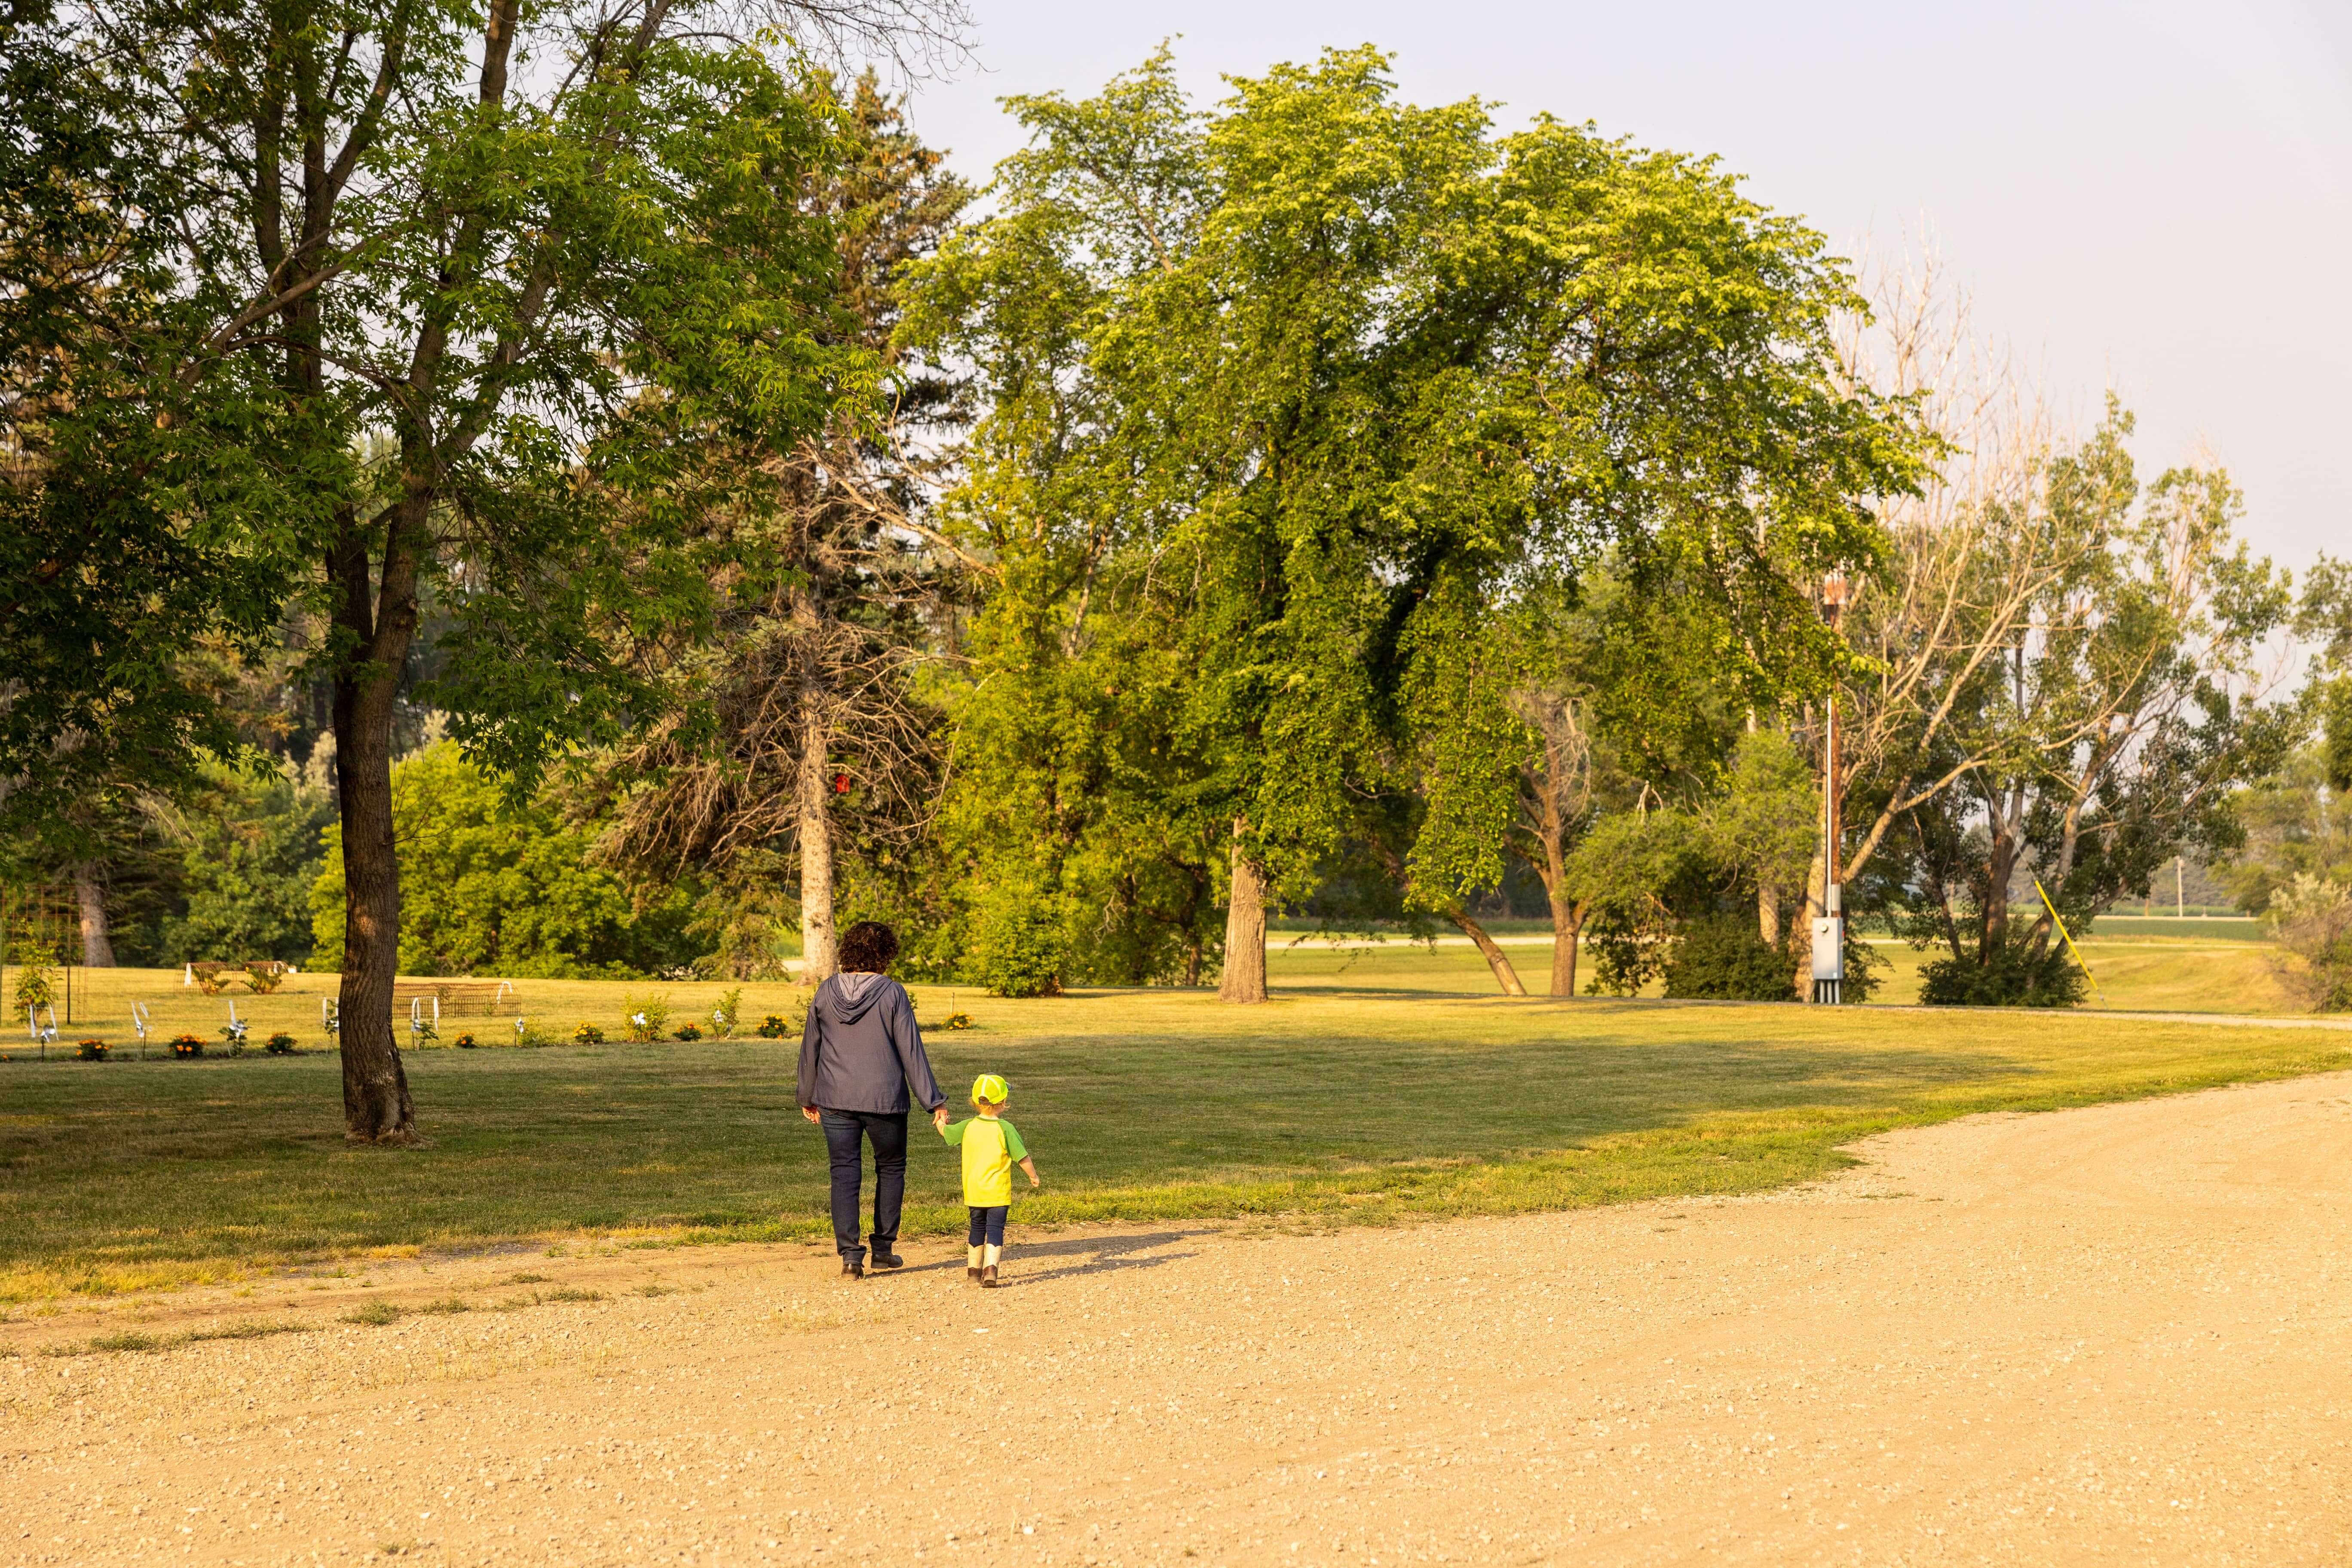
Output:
top-left (153, 763), bottom-right (331, 965)
top-left (754, 1014), bottom-right (790, 1040)
top-left (970, 891), bottom-right (1069, 998)
top-left (906, 45), bottom-right (1917, 995)
top-left (620, 994), bottom-right (672, 1043)
top-left (672, 1024), bottom-right (703, 1042)
top-left (308, 745), bottom-right (692, 978)
top-left (11, 942), bottom-right (57, 1012)
top-left (2266, 875), bottom-right (2352, 1013)
top-left (1918, 946), bottom-right (2089, 1008)
top-left (264, 1033), bottom-right (296, 1055)
top-left (1663, 917), bottom-right (1797, 1002)
top-left (711, 988), bottom-right (744, 1039)
top-left (571, 1023), bottom-right (606, 1046)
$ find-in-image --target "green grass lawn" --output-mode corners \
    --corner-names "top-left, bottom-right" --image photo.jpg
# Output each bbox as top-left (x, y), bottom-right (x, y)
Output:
top-left (1, 953), bottom-right (2343, 1303)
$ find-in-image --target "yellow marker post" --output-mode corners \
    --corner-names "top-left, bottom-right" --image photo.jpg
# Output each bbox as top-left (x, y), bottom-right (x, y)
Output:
top-left (2034, 878), bottom-right (2104, 1002)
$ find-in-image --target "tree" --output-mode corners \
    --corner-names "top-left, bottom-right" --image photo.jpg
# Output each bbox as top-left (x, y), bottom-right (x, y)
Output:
top-left (591, 74), bottom-right (971, 987)
top-left (909, 49), bottom-right (1919, 1001)
top-left (154, 760), bottom-right (336, 965)
top-left (9, 0), bottom-right (933, 1138)
top-left (312, 744), bottom-right (691, 978)
top-left (1877, 406), bottom-right (2295, 1002)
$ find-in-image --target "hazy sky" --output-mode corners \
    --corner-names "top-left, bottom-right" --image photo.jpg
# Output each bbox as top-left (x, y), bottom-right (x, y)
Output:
top-left (894, 0), bottom-right (2351, 572)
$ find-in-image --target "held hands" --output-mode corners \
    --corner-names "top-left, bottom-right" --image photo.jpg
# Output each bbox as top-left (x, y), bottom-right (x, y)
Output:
top-left (934, 1106), bottom-right (952, 1130)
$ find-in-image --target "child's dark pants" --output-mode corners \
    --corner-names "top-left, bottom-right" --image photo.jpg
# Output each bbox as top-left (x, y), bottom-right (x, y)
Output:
top-left (967, 1205), bottom-right (1008, 1247)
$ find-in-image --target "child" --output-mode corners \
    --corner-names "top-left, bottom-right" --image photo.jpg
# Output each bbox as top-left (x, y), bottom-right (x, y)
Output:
top-left (938, 1073), bottom-right (1039, 1288)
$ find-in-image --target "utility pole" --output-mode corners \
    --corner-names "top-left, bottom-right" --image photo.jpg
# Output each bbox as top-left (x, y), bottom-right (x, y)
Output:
top-left (1813, 570), bottom-right (1851, 1004)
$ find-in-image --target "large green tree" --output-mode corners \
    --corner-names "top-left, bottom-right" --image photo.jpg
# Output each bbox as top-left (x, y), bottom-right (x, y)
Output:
top-left (908, 48), bottom-right (1919, 1001)
top-left (6, 0), bottom-right (916, 1137)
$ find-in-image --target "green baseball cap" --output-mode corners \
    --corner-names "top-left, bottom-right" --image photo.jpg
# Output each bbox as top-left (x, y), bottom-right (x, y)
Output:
top-left (970, 1073), bottom-right (1009, 1104)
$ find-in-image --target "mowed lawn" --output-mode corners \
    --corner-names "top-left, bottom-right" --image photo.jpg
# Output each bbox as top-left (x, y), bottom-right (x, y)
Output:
top-left (0, 951), bottom-right (2342, 1302)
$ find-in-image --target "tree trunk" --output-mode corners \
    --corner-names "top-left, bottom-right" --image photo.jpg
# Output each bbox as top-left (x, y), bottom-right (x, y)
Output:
top-left (72, 864), bottom-right (116, 968)
top-left (1792, 846), bottom-right (1825, 998)
top-left (1758, 883), bottom-right (1781, 949)
top-left (1450, 909), bottom-right (1528, 996)
top-left (795, 686), bottom-right (839, 986)
top-left (1218, 831), bottom-right (1268, 1004)
top-left (332, 658), bottom-right (416, 1144)
top-left (1548, 890), bottom-right (1582, 997)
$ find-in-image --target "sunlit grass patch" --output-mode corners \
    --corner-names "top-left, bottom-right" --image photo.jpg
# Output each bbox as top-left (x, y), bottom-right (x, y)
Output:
top-left (2, 953), bottom-right (2343, 1302)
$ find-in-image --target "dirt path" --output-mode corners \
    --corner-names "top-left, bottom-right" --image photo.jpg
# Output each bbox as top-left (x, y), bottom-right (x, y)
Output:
top-left (8, 1073), bottom-right (2352, 1567)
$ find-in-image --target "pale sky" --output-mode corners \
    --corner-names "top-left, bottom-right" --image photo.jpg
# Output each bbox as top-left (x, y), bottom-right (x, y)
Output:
top-left (896, 0), bottom-right (2352, 574)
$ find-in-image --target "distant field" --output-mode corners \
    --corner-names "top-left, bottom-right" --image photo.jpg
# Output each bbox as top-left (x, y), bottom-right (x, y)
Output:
top-left (1, 956), bottom-right (2342, 1304)
top-left (1274, 926), bottom-right (2294, 1014)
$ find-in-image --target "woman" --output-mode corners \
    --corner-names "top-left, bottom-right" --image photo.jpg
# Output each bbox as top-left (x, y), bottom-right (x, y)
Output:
top-left (796, 921), bottom-right (948, 1279)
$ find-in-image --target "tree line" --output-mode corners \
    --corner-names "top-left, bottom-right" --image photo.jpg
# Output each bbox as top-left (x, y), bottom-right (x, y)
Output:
top-left (5, 8), bottom-right (2342, 1140)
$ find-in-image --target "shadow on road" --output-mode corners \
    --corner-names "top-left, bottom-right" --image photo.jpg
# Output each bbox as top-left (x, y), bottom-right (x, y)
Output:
top-left (883, 1228), bottom-right (1208, 1287)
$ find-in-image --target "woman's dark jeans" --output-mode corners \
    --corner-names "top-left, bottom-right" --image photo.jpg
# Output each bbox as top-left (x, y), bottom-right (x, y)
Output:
top-left (819, 1109), bottom-right (907, 1265)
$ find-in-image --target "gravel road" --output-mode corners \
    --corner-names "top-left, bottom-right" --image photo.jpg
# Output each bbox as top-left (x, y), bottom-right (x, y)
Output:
top-left (7, 1071), bottom-right (2350, 1567)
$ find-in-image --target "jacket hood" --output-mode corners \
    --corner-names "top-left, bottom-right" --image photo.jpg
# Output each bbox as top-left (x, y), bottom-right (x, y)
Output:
top-left (823, 970), bottom-right (889, 1024)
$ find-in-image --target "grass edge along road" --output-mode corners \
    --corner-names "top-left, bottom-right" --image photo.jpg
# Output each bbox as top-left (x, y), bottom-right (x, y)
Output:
top-left (3, 965), bottom-right (2347, 1305)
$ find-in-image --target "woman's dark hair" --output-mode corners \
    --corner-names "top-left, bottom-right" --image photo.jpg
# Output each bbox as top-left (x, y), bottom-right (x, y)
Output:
top-left (837, 921), bottom-right (900, 974)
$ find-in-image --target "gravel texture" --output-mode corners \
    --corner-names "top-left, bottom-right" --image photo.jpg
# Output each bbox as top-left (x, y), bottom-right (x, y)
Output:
top-left (6, 1071), bottom-right (2350, 1566)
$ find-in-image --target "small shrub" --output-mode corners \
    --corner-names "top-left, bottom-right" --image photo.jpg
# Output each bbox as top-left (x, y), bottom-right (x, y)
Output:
top-left (453, 1031), bottom-right (478, 1049)
top-left (672, 1023), bottom-right (703, 1041)
top-left (1918, 943), bottom-right (2088, 1007)
top-left (10, 941), bottom-right (56, 1011)
top-left (75, 1039), bottom-right (109, 1061)
top-left (1663, 916), bottom-right (1797, 1002)
top-left (341, 1301), bottom-right (403, 1326)
top-left (572, 1021), bottom-right (606, 1044)
top-left (243, 962), bottom-right (287, 994)
top-left (755, 1014), bottom-right (788, 1038)
top-left (937, 1011), bottom-right (974, 1031)
top-left (619, 992), bottom-right (671, 1043)
top-left (169, 1034), bottom-right (205, 1059)
top-left (972, 894), bottom-right (1066, 998)
top-left (2269, 873), bottom-right (2352, 1011)
top-left (712, 986), bottom-right (743, 1038)
top-left (264, 1032), bottom-right (297, 1055)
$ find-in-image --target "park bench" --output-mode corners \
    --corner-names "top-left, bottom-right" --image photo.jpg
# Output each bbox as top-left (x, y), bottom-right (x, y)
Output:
top-left (390, 980), bottom-right (522, 1017)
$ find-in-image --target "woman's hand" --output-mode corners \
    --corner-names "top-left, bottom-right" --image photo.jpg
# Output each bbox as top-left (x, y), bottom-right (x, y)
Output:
top-left (801, 1106), bottom-right (821, 1124)
top-left (934, 1106), bottom-right (952, 1130)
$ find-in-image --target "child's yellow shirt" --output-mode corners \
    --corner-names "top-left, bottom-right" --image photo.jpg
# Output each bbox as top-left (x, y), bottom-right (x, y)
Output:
top-left (940, 1115), bottom-right (1028, 1207)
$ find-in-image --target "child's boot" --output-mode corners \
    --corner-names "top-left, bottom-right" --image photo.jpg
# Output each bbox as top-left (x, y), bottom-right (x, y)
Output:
top-left (980, 1264), bottom-right (999, 1289)
top-left (966, 1243), bottom-right (983, 1283)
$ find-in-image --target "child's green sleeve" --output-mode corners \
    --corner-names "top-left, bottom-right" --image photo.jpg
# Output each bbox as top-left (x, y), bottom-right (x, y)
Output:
top-left (940, 1119), bottom-right (967, 1145)
top-left (1002, 1121), bottom-right (1028, 1160)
